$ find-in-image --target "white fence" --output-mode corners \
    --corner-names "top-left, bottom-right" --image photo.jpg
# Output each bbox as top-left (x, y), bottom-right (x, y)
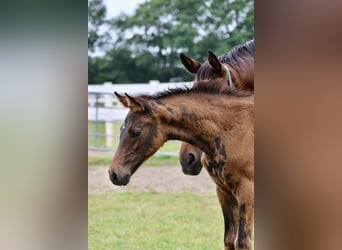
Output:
top-left (88, 80), bottom-right (193, 152)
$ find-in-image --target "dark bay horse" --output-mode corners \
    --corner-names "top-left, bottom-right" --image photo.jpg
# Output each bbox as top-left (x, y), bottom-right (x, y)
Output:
top-left (109, 82), bottom-right (254, 250)
top-left (179, 39), bottom-right (254, 175)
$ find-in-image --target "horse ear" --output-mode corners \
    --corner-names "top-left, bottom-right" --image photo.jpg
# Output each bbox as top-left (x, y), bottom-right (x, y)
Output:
top-left (115, 92), bottom-right (147, 111)
top-left (114, 92), bottom-right (129, 107)
top-left (124, 93), bottom-right (146, 112)
top-left (180, 53), bottom-right (202, 74)
top-left (207, 50), bottom-right (222, 74)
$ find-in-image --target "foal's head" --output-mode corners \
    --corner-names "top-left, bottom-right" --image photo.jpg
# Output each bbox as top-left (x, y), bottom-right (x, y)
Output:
top-left (108, 93), bottom-right (163, 186)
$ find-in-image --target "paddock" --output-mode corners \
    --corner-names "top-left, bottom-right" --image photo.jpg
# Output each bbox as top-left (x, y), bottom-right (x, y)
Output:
top-left (88, 159), bottom-right (224, 250)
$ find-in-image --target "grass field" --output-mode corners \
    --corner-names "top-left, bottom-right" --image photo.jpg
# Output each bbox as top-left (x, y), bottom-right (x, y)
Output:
top-left (88, 191), bottom-right (223, 250)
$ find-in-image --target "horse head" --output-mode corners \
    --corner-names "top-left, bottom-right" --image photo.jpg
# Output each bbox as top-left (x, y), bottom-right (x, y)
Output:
top-left (108, 93), bottom-right (163, 186)
top-left (180, 51), bottom-right (237, 90)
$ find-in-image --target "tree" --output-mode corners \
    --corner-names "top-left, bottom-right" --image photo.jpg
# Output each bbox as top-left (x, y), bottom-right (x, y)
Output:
top-left (88, 0), bottom-right (108, 53)
top-left (88, 0), bottom-right (254, 83)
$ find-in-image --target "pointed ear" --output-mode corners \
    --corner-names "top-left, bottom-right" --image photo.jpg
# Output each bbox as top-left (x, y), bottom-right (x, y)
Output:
top-left (208, 50), bottom-right (222, 74)
top-left (114, 92), bottom-right (129, 107)
top-left (180, 53), bottom-right (202, 74)
top-left (125, 93), bottom-right (147, 112)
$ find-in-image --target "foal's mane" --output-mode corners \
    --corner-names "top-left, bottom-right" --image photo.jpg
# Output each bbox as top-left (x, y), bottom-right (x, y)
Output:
top-left (142, 80), bottom-right (253, 101)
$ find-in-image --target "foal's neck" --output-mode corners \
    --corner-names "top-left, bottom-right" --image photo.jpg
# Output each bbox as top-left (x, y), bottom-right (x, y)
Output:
top-left (157, 93), bottom-right (253, 157)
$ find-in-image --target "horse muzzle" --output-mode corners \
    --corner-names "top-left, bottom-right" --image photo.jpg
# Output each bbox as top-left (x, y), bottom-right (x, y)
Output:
top-left (109, 169), bottom-right (131, 186)
top-left (180, 152), bottom-right (203, 175)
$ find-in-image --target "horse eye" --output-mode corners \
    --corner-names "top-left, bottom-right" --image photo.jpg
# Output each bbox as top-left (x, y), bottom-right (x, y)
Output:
top-left (129, 130), bottom-right (141, 138)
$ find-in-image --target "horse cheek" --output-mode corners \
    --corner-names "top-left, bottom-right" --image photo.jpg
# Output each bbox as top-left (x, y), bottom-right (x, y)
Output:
top-left (144, 128), bottom-right (164, 159)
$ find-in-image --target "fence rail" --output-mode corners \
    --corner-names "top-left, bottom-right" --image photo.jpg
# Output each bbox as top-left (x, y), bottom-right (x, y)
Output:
top-left (88, 80), bottom-right (193, 154)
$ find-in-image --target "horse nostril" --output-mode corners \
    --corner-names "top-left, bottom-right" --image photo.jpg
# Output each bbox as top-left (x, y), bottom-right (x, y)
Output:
top-left (187, 152), bottom-right (195, 166)
top-left (109, 170), bottom-right (130, 186)
top-left (110, 171), bottom-right (117, 183)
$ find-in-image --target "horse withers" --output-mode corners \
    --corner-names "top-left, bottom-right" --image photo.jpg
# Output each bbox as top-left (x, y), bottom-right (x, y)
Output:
top-left (179, 39), bottom-right (254, 176)
top-left (109, 83), bottom-right (254, 250)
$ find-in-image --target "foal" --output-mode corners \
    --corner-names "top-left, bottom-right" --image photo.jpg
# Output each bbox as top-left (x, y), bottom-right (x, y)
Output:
top-left (109, 82), bottom-right (254, 250)
top-left (179, 39), bottom-right (254, 175)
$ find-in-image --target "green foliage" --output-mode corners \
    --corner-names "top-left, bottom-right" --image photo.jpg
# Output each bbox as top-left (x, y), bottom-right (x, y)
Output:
top-left (88, 191), bottom-right (223, 249)
top-left (88, 0), bottom-right (254, 84)
top-left (88, 0), bottom-right (108, 53)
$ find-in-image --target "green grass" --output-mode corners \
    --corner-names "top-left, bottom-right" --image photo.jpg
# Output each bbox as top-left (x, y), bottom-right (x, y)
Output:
top-left (88, 121), bottom-right (180, 153)
top-left (88, 191), bottom-right (223, 250)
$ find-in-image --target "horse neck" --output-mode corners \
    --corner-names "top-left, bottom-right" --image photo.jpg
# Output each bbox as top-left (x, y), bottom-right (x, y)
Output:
top-left (155, 93), bottom-right (253, 157)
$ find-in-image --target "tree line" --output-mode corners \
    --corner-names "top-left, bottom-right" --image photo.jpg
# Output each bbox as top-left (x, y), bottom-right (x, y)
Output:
top-left (88, 0), bottom-right (254, 84)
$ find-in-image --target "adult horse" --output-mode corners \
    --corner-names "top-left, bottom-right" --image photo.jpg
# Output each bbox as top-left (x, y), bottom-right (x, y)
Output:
top-left (179, 39), bottom-right (254, 175)
top-left (109, 82), bottom-right (254, 250)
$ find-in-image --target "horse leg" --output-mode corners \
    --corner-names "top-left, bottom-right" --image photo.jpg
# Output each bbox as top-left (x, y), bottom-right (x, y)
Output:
top-left (216, 186), bottom-right (239, 250)
top-left (236, 178), bottom-right (254, 250)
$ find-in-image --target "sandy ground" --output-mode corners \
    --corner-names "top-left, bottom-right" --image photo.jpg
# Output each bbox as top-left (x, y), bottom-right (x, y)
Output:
top-left (88, 165), bottom-right (216, 195)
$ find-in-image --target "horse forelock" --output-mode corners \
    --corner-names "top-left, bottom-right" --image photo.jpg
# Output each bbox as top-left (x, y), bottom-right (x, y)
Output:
top-left (196, 62), bottom-right (218, 81)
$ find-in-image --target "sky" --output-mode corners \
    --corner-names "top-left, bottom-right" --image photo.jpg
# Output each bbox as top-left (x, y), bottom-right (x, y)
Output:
top-left (103, 0), bottom-right (146, 18)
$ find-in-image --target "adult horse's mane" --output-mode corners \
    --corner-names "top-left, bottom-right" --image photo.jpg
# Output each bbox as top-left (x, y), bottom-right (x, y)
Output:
top-left (196, 39), bottom-right (254, 81)
top-left (143, 81), bottom-right (253, 101)
top-left (219, 39), bottom-right (254, 69)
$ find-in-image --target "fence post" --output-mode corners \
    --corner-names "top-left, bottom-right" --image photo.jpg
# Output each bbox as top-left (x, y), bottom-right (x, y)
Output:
top-left (104, 82), bottom-right (113, 148)
top-left (149, 80), bottom-right (160, 94)
top-left (94, 94), bottom-right (99, 147)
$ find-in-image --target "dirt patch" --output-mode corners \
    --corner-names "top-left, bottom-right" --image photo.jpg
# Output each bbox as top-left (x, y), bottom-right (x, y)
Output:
top-left (89, 165), bottom-right (216, 195)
